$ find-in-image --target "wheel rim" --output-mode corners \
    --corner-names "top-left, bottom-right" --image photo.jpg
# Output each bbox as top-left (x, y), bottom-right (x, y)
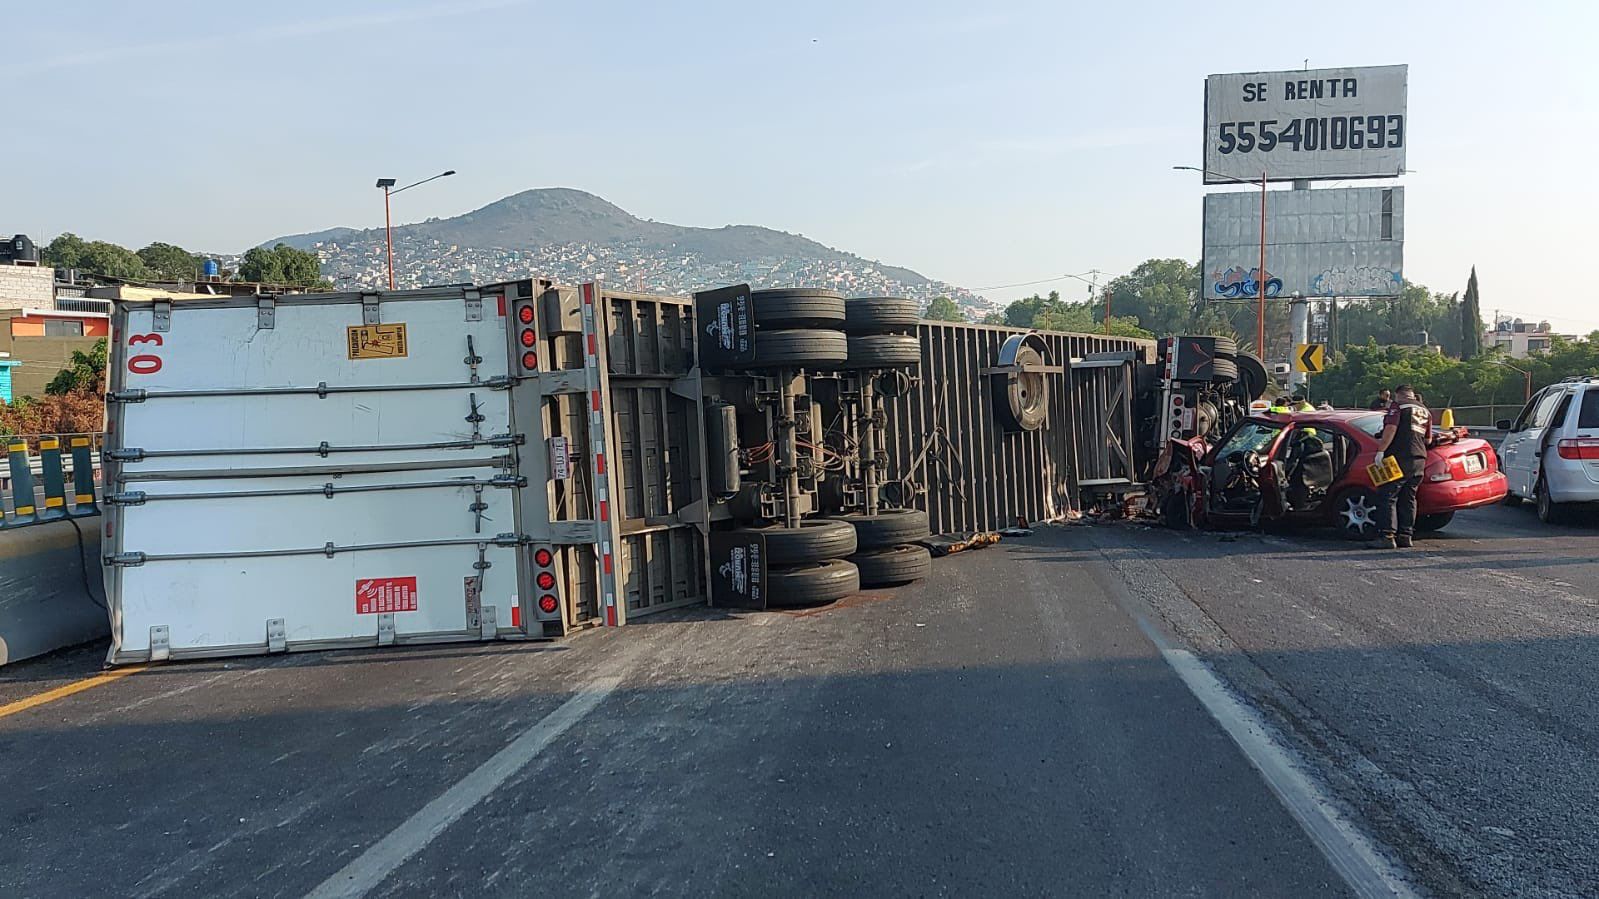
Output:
top-left (1342, 494), bottom-right (1376, 533)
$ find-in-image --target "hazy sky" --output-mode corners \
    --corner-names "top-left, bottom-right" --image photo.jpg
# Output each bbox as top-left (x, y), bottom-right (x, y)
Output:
top-left (8, 1), bottom-right (1596, 329)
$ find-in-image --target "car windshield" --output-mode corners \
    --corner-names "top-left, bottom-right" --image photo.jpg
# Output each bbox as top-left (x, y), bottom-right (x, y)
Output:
top-left (1216, 421), bottom-right (1283, 459)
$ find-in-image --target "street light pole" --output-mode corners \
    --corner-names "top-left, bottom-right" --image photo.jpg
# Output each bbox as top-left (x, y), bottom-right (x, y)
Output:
top-left (1493, 359), bottom-right (1533, 402)
top-left (375, 170), bottom-right (455, 291)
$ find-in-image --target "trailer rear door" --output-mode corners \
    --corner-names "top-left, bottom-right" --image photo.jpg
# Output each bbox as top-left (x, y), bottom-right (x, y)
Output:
top-left (104, 288), bottom-right (529, 663)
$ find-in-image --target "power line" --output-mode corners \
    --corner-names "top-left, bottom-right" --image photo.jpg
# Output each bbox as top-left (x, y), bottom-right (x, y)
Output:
top-left (974, 270), bottom-right (1104, 292)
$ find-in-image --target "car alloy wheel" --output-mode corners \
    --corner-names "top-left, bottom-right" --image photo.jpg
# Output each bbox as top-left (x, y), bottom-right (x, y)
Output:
top-left (1340, 491), bottom-right (1378, 538)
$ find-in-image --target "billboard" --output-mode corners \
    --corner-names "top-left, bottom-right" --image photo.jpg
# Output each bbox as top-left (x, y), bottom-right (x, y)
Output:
top-left (1202, 186), bottom-right (1403, 300)
top-left (1203, 65), bottom-right (1407, 183)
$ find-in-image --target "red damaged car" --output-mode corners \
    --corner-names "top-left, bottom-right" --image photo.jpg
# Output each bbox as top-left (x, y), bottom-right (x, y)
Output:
top-left (1157, 410), bottom-right (1507, 536)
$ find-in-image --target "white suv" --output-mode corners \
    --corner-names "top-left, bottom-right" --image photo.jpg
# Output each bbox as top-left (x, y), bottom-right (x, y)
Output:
top-left (1497, 378), bottom-right (1599, 522)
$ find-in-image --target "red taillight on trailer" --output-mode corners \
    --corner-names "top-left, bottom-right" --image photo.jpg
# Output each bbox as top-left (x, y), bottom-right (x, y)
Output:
top-left (520, 328), bottom-right (537, 348)
top-left (517, 304), bottom-right (535, 324)
top-left (534, 548), bottom-right (553, 567)
top-left (538, 595), bottom-right (559, 614)
top-left (536, 571), bottom-right (556, 590)
top-left (521, 351), bottom-right (538, 371)
top-left (1558, 438), bottom-right (1599, 460)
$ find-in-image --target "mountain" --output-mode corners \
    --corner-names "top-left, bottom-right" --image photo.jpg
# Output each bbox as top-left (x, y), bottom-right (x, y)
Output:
top-left (259, 188), bottom-right (988, 313)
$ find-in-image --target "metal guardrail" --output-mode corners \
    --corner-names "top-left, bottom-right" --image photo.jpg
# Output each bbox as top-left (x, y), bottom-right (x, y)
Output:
top-left (0, 435), bottom-right (101, 529)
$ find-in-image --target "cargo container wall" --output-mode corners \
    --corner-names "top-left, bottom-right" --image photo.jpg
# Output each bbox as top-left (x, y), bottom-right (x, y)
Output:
top-left (879, 322), bottom-right (1151, 535)
top-left (104, 288), bottom-right (532, 663)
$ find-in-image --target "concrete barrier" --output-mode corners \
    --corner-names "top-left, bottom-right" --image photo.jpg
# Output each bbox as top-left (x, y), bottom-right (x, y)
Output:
top-left (0, 519), bottom-right (108, 666)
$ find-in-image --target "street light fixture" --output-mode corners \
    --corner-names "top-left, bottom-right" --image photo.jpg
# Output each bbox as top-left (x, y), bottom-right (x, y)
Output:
top-left (375, 170), bottom-right (456, 290)
top-left (1491, 357), bottom-right (1533, 403)
top-left (1173, 165), bottom-right (1269, 358)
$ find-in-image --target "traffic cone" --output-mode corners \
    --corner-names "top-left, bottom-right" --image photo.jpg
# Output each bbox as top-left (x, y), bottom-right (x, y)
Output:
top-left (1440, 408), bottom-right (1455, 429)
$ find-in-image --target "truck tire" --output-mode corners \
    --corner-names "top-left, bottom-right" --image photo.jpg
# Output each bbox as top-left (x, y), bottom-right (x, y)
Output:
top-left (851, 544), bottom-right (932, 587)
top-left (826, 508), bottom-right (930, 550)
top-left (845, 297), bottom-right (920, 333)
top-left (766, 559), bottom-right (860, 607)
top-left (1212, 336), bottom-right (1238, 358)
top-left (845, 333), bottom-right (921, 369)
top-left (751, 288), bottom-right (847, 329)
top-left (750, 329), bottom-right (848, 368)
top-left (733, 520), bottom-right (857, 565)
top-left (1235, 352), bottom-right (1269, 401)
top-left (1211, 357), bottom-right (1239, 383)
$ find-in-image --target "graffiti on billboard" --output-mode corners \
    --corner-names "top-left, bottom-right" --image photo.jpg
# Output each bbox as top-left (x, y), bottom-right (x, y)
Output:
top-left (1310, 265), bottom-right (1401, 297)
top-left (1212, 266), bottom-right (1283, 299)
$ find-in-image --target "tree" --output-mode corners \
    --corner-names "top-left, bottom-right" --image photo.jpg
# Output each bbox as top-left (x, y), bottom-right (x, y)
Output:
top-left (41, 232), bottom-right (149, 280)
top-left (987, 290), bottom-right (1153, 338)
top-left (924, 296), bottom-right (965, 322)
top-left (1099, 259), bottom-right (1200, 337)
top-left (1460, 267), bottom-right (1484, 359)
top-left (45, 340), bottom-right (109, 396)
top-left (137, 242), bottom-right (204, 280)
top-left (239, 243), bottom-right (329, 289)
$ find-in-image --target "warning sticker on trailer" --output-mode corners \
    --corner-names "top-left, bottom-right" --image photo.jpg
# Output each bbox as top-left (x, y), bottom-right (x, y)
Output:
top-left (347, 323), bottom-right (409, 359)
top-left (356, 576), bottom-right (419, 614)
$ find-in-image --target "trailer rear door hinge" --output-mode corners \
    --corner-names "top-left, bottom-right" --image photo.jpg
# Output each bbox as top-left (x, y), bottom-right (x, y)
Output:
top-left (152, 300), bottom-right (172, 333)
top-left (362, 293), bottom-right (381, 324)
top-left (106, 491), bottom-right (147, 506)
top-left (109, 390), bottom-right (148, 404)
top-left (109, 552), bottom-right (147, 567)
top-left (266, 618), bottom-right (287, 653)
top-left (492, 533), bottom-right (527, 548)
top-left (488, 433), bottom-right (525, 448)
top-left (484, 375), bottom-right (514, 390)
top-left (105, 447), bottom-right (146, 462)
top-left (478, 605), bottom-right (498, 640)
top-left (149, 625), bottom-right (171, 661)
top-left (257, 296), bottom-right (276, 330)
top-left (377, 612), bottom-right (396, 646)
top-left (464, 289), bottom-right (483, 322)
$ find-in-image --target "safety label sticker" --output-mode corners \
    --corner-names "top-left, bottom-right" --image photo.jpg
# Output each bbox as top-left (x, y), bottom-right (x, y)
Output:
top-left (356, 576), bottom-right (419, 614)
top-left (347, 323), bottom-right (409, 359)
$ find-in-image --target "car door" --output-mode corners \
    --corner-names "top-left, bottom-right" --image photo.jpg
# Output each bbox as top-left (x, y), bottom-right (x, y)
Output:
top-left (1503, 389), bottom-right (1561, 497)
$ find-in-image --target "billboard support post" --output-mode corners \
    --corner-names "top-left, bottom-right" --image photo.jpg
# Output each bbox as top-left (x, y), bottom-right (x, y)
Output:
top-left (1258, 172), bottom-right (1266, 357)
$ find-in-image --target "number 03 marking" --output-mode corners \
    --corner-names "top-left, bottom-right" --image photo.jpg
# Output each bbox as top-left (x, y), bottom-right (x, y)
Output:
top-left (127, 332), bottom-right (164, 375)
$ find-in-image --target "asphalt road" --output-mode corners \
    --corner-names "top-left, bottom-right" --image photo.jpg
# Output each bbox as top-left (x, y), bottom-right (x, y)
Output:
top-left (1, 501), bottom-right (1593, 897)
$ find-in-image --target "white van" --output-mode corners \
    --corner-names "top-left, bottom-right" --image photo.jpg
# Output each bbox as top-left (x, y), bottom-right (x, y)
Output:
top-left (1497, 378), bottom-right (1599, 522)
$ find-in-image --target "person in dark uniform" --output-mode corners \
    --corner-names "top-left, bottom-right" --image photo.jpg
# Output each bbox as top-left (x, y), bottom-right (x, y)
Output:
top-left (1368, 388), bottom-right (1392, 411)
top-left (1369, 384), bottom-right (1432, 549)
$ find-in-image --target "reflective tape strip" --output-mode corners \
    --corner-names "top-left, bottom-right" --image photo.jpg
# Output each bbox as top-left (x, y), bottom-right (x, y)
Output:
top-left (587, 333), bottom-right (597, 357)
top-left (591, 390), bottom-right (601, 412)
top-left (15, 506), bottom-right (34, 516)
top-left (599, 500), bottom-right (609, 522)
top-left (71, 437), bottom-right (90, 448)
top-left (39, 439), bottom-right (59, 451)
top-left (75, 494), bottom-right (95, 504)
top-left (7, 443), bottom-right (26, 454)
top-left (594, 453), bottom-right (606, 475)
top-left (44, 497), bottom-right (64, 508)
top-left (602, 553), bottom-right (613, 575)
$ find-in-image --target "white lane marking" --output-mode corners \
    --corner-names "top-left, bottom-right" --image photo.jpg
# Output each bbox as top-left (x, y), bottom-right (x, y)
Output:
top-left (1147, 631), bottom-right (1417, 899)
top-left (305, 674), bottom-right (624, 899)
top-left (1092, 541), bottom-right (1416, 897)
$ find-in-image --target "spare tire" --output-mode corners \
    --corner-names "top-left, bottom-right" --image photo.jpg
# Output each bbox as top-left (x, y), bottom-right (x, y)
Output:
top-left (750, 329), bottom-right (848, 368)
top-left (733, 520), bottom-right (857, 565)
top-left (845, 297), bottom-right (920, 333)
top-left (845, 333), bottom-right (921, 369)
top-left (751, 288), bottom-right (847, 329)
top-left (766, 559), bottom-right (860, 607)
top-left (851, 544), bottom-right (932, 587)
top-left (826, 508), bottom-right (930, 550)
